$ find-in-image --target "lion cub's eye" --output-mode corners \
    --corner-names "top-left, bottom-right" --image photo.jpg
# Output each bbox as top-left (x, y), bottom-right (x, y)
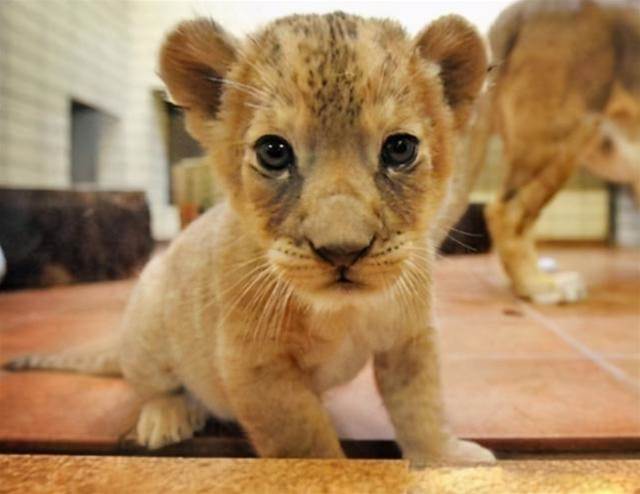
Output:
top-left (254, 135), bottom-right (295, 173)
top-left (381, 134), bottom-right (419, 170)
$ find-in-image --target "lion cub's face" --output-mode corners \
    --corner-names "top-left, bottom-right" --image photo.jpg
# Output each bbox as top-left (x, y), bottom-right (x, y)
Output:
top-left (160, 13), bottom-right (486, 304)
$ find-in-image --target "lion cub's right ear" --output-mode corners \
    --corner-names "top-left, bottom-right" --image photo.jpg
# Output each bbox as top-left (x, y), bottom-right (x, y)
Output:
top-left (159, 19), bottom-right (238, 143)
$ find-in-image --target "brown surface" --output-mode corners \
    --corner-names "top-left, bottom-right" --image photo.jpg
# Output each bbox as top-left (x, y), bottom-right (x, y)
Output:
top-left (0, 455), bottom-right (409, 494)
top-left (2, 455), bottom-right (640, 494)
top-left (0, 188), bottom-right (152, 289)
top-left (407, 458), bottom-right (640, 494)
top-left (0, 246), bottom-right (639, 455)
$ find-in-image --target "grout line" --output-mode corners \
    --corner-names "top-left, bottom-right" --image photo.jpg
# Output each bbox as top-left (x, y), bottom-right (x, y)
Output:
top-left (469, 264), bottom-right (640, 392)
top-left (514, 302), bottom-right (640, 392)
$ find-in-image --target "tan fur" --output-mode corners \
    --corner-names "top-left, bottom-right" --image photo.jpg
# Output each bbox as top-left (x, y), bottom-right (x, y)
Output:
top-left (483, 0), bottom-right (640, 304)
top-left (7, 12), bottom-right (492, 463)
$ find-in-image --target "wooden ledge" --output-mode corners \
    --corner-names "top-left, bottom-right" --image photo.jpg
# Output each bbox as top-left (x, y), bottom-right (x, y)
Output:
top-left (2, 455), bottom-right (640, 493)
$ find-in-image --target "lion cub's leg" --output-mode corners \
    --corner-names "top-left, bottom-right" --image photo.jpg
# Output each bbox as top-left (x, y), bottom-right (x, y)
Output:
top-left (486, 153), bottom-right (586, 304)
top-left (222, 335), bottom-right (344, 458)
top-left (374, 330), bottom-right (495, 465)
top-left (124, 362), bottom-right (209, 449)
top-left (120, 336), bottom-right (209, 449)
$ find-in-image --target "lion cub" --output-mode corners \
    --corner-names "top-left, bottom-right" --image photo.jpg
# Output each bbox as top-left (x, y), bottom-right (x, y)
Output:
top-left (8, 12), bottom-right (493, 463)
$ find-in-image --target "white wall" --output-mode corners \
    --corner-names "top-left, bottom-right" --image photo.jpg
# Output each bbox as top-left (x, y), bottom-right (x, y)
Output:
top-left (0, 0), bottom-right (130, 188)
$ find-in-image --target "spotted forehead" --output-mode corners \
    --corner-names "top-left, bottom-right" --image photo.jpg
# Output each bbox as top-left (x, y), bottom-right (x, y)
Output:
top-left (245, 12), bottom-right (411, 128)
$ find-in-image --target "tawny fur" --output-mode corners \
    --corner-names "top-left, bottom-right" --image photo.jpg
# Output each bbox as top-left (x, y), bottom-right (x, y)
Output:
top-left (6, 12), bottom-right (493, 463)
top-left (481, 0), bottom-right (640, 304)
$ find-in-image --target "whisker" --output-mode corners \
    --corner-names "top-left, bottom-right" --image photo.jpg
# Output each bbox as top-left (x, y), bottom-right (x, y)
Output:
top-left (277, 285), bottom-right (295, 343)
top-left (220, 266), bottom-right (273, 327)
top-left (399, 265), bottom-right (425, 322)
top-left (216, 261), bottom-right (270, 299)
top-left (447, 226), bottom-right (484, 238)
top-left (253, 275), bottom-right (282, 342)
top-left (206, 76), bottom-right (271, 101)
top-left (268, 279), bottom-right (290, 342)
top-left (443, 234), bottom-right (478, 252)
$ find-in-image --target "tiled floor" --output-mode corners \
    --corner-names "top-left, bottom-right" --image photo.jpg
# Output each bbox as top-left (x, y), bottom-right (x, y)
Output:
top-left (0, 246), bottom-right (638, 454)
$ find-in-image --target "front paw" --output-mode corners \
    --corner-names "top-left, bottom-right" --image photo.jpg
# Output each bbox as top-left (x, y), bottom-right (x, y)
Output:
top-left (440, 438), bottom-right (496, 464)
top-left (407, 438), bottom-right (496, 467)
top-left (136, 394), bottom-right (208, 450)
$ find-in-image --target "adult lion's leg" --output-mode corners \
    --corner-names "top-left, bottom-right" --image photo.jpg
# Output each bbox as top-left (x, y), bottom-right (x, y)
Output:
top-left (486, 147), bottom-right (586, 304)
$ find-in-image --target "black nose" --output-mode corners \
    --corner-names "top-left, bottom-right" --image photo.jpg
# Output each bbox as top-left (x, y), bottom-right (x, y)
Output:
top-left (310, 239), bottom-right (374, 268)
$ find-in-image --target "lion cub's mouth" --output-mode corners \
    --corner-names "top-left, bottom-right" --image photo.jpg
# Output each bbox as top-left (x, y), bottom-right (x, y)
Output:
top-left (329, 267), bottom-right (365, 291)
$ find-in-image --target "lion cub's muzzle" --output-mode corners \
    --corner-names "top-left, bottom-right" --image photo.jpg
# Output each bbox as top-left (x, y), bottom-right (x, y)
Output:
top-left (301, 193), bottom-right (379, 285)
top-left (308, 237), bottom-right (374, 268)
top-left (308, 237), bottom-right (375, 285)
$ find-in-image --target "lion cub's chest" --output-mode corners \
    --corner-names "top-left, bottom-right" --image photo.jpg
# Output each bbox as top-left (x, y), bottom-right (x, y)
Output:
top-left (296, 304), bottom-right (399, 392)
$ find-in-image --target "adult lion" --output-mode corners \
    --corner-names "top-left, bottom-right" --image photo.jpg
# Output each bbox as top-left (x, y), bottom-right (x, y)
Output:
top-left (484, 0), bottom-right (640, 304)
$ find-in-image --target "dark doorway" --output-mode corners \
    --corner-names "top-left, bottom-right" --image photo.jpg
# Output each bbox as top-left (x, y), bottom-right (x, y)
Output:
top-left (70, 101), bottom-right (115, 185)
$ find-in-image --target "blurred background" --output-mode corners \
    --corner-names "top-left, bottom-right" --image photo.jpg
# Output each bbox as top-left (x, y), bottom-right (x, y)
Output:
top-left (1, 0), bottom-right (637, 246)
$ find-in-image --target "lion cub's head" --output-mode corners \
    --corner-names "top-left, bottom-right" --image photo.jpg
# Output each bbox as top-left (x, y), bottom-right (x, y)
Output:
top-left (160, 12), bottom-right (486, 305)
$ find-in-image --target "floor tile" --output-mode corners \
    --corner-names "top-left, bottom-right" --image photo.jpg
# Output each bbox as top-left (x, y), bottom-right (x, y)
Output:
top-left (437, 308), bottom-right (580, 358)
top-left (0, 312), bottom-right (122, 360)
top-left (0, 280), bottom-right (133, 331)
top-left (608, 358), bottom-right (640, 384)
top-left (442, 357), bottom-right (640, 439)
top-left (0, 372), bottom-right (139, 442)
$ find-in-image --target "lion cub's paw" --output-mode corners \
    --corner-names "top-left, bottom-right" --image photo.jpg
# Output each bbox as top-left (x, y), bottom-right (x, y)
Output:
top-left (441, 438), bottom-right (496, 464)
top-left (516, 271), bottom-right (587, 305)
top-left (409, 438), bottom-right (496, 467)
top-left (136, 394), bottom-right (208, 450)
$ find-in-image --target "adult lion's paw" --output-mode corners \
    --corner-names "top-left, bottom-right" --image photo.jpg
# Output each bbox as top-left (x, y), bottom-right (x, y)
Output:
top-left (516, 271), bottom-right (587, 305)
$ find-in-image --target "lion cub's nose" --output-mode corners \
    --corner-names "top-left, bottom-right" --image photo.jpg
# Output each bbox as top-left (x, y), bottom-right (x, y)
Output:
top-left (310, 239), bottom-right (374, 268)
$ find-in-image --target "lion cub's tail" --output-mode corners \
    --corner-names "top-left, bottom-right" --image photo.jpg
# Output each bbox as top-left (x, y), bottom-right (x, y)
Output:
top-left (3, 335), bottom-right (122, 377)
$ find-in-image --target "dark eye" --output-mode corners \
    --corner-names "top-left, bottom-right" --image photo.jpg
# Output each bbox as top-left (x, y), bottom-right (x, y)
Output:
top-left (254, 135), bottom-right (294, 172)
top-left (381, 134), bottom-right (419, 170)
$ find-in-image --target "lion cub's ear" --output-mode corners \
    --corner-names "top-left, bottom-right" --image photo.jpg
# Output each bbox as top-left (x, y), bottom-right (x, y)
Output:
top-left (414, 15), bottom-right (488, 129)
top-left (159, 18), bottom-right (238, 143)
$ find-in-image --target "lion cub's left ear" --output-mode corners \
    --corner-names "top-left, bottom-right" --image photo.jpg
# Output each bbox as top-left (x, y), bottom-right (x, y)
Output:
top-left (414, 15), bottom-right (488, 129)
